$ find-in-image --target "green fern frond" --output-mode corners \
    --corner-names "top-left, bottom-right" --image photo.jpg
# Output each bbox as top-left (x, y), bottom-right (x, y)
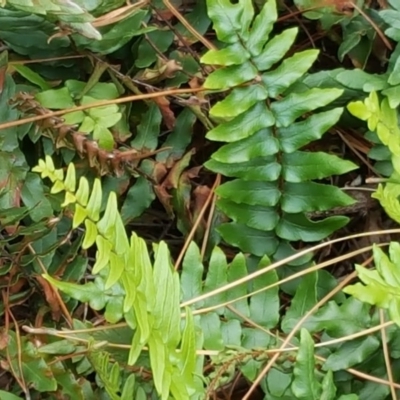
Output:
top-left (33, 156), bottom-right (198, 400)
top-left (202, 0), bottom-right (357, 256)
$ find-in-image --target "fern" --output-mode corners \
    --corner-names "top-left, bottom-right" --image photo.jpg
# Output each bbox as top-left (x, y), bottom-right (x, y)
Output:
top-left (32, 156), bottom-right (198, 400)
top-left (347, 91), bottom-right (400, 224)
top-left (201, 0), bottom-right (357, 256)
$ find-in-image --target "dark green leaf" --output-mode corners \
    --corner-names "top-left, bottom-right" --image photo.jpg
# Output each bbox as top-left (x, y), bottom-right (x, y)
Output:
top-left (218, 222), bottom-right (279, 256)
top-left (323, 336), bottom-right (381, 371)
top-left (226, 253), bottom-right (250, 318)
top-left (206, 157), bottom-right (281, 181)
top-left (156, 108), bottom-right (196, 163)
top-left (217, 199), bottom-right (279, 231)
top-left (279, 109), bottom-right (343, 153)
top-left (276, 213), bottom-right (350, 241)
top-left (292, 329), bottom-right (321, 399)
top-left (21, 173), bottom-right (53, 222)
top-left (271, 88), bottom-right (343, 127)
top-left (321, 370), bottom-right (337, 400)
top-left (200, 313), bottom-right (224, 350)
top-left (181, 242), bottom-right (204, 305)
top-left (282, 152), bottom-right (357, 182)
top-left (336, 69), bottom-right (389, 92)
top-left (221, 319), bottom-right (242, 345)
top-left (13, 64), bottom-right (51, 90)
top-left (249, 256), bottom-right (279, 328)
top-left (216, 180), bottom-right (280, 206)
top-left (0, 75), bottom-right (19, 151)
top-left (211, 128), bottom-right (278, 163)
top-left (281, 182), bottom-right (355, 213)
top-left (303, 298), bottom-right (371, 337)
top-left (121, 177), bottom-right (155, 223)
top-left (207, 102), bottom-right (275, 142)
top-left (281, 272), bottom-right (318, 333)
top-left (131, 103), bottom-right (161, 151)
top-left (136, 29), bottom-right (174, 68)
top-left (203, 246), bottom-right (228, 312)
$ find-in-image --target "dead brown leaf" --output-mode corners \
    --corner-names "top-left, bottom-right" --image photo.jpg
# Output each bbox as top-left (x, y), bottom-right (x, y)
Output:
top-left (35, 276), bottom-right (61, 321)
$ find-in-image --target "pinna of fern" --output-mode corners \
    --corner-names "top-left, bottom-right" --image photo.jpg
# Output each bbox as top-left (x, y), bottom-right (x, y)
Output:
top-left (201, 0), bottom-right (358, 256)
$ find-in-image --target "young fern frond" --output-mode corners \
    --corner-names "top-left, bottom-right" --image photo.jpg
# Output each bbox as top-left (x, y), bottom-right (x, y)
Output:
top-left (33, 156), bottom-right (198, 400)
top-left (348, 91), bottom-right (400, 224)
top-left (202, 0), bottom-right (358, 256)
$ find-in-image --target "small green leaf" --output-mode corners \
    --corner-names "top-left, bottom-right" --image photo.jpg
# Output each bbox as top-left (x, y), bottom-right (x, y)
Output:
top-left (271, 88), bottom-right (343, 127)
top-left (131, 103), bottom-right (162, 151)
top-left (179, 307), bottom-right (197, 378)
top-left (279, 108), bottom-right (344, 153)
top-left (281, 272), bottom-right (318, 333)
top-left (21, 173), bottom-right (53, 222)
top-left (218, 222), bottom-right (279, 256)
top-left (217, 199), bottom-right (278, 231)
top-left (216, 179), bottom-right (280, 206)
top-left (64, 163), bottom-right (76, 193)
top-left (206, 0), bottom-right (253, 43)
top-left (73, 204), bottom-right (88, 228)
top-left (35, 87), bottom-right (75, 109)
top-left (211, 128), bottom-right (278, 163)
top-left (43, 274), bottom-right (106, 310)
top-left (153, 242), bottom-right (181, 347)
top-left (75, 177), bottom-right (90, 206)
top-left (13, 64), bottom-right (51, 90)
top-left (86, 179), bottom-right (102, 221)
top-left (204, 62), bottom-right (258, 89)
top-left (200, 313), bottom-right (224, 350)
top-left (226, 253), bottom-right (250, 318)
top-left (347, 101), bottom-right (371, 121)
top-left (181, 242), bottom-right (204, 305)
top-left (292, 329), bottom-right (321, 399)
top-left (249, 257), bottom-right (279, 328)
top-left (303, 298), bottom-right (371, 337)
top-left (121, 374), bottom-right (136, 400)
top-left (0, 391), bottom-right (24, 400)
top-left (282, 152), bottom-right (357, 182)
top-left (93, 235), bottom-right (112, 274)
top-left (277, 213), bottom-right (350, 242)
top-left (203, 246), bottom-right (228, 311)
top-left (82, 219), bottom-right (98, 249)
top-left (210, 85), bottom-right (268, 119)
top-left (93, 125), bottom-right (114, 150)
top-left (207, 102), bottom-right (275, 142)
top-left (262, 49), bottom-right (319, 97)
top-left (121, 177), bottom-right (155, 223)
top-left (246, 0), bottom-right (277, 56)
top-left (201, 42), bottom-right (250, 65)
top-left (206, 156), bottom-right (281, 181)
top-left (148, 331), bottom-right (167, 395)
top-left (38, 340), bottom-right (76, 355)
top-left (253, 27), bottom-right (298, 71)
top-left (322, 336), bottom-right (381, 371)
top-left (281, 182), bottom-right (355, 213)
top-left (320, 370), bottom-right (337, 400)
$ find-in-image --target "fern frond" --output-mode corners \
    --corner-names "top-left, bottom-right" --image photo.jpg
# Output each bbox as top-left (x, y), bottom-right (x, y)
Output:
top-left (202, 0), bottom-right (357, 256)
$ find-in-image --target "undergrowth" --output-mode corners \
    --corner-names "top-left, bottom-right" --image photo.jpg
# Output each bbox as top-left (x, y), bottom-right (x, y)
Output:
top-left (1, 0), bottom-right (400, 399)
